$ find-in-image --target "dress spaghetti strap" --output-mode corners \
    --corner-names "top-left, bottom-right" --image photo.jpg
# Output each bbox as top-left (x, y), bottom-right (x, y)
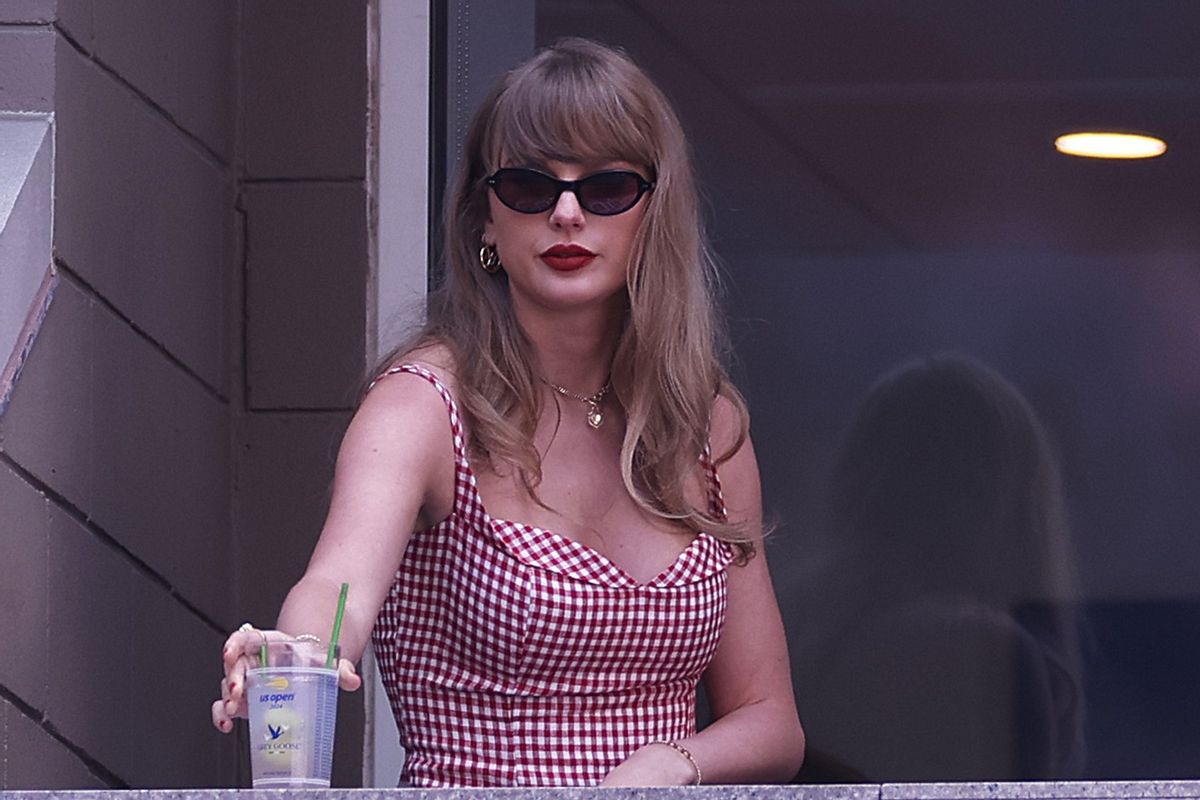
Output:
top-left (699, 445), bottom-right (729, 522)
top-left (367, 363), bottom-right (483, 522)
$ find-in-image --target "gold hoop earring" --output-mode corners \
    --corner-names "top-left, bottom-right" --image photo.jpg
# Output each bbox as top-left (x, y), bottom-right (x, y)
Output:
top-left (479, 244), bottom-right (502, 273)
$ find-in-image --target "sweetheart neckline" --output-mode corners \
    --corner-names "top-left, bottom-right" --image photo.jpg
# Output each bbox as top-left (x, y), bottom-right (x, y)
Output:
top-left (485, 514), bottom-right (710, 587)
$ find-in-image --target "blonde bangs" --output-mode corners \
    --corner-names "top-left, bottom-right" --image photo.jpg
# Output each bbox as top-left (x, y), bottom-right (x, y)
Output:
top-left (485, 49), bottom-right (658, 173)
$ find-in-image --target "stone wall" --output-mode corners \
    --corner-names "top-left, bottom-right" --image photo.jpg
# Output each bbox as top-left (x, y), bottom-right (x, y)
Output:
top-left (233, 0), bottom-right (369, 788)
top-left (0, 1), bottom-right (368, 789)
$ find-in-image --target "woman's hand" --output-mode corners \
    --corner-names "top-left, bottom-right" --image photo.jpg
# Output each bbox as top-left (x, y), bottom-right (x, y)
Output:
top-left (600, 742), bottom-right (700, 787)
top-left (209, 626), bottom-right (362, 734)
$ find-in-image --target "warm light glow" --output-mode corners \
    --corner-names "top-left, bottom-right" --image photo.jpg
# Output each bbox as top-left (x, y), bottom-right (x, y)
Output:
top-left (1054, 132), bottom-right (1167, 160)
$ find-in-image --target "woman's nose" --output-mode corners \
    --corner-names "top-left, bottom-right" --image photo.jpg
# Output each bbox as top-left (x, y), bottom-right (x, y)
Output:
top-left (549, 188), bottom-right (585, 229)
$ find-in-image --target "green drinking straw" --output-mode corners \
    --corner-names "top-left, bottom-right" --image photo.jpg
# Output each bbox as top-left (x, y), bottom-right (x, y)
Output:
top-left (325, 582), bottom-right (350, 669)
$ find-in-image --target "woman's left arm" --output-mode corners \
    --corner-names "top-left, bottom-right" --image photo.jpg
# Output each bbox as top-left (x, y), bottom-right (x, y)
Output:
top-left (602, 399), bottom-right (805, 786)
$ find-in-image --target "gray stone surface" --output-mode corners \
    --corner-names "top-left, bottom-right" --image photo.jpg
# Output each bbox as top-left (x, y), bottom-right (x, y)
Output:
top-left (0, 465), bottom-right (50, 710)
top-left (44, 497), bottom-right (135, 782)
top-left (90, 0), bottom-right (235, 161)
top-left (0, 28), bottom-right (56, 112)
top-left (240, 0), bottom-right (367, 179)
top-left (242, 183), bottom-right (367, 410)
top-left (2, 277), bottom-right (233, 626)
top-left (55, 40), bottom-right (231, 391)
top-left (234, 410), bottom-right (352, 626)
top-left (0, 114), bottom-right (53, 414)
top-left (0, 1), bottom-right (378, 792)
top-left (32, 525), bottom-right (222, 788)
top-left (1, 698), bottom-right (104, 789)
top-left (0, 277), bottom-right (97, 511)
top-left (0, 1), bottom-right (56, 24)
top-left (883, 784), bottom-right (1200, 800)
top-left (127, 580), bottom-right (233, 788)
top-left (883, 786), bottom-right (1200, 796)
top-left (54, 0), bottom-right (94, 47)
top-left (0, 115), bottom-right (51, 224)
top-left (88, 293), bottom-right (231, 626)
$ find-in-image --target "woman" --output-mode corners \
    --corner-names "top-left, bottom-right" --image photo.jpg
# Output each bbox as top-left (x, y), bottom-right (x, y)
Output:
top-left (212, 38), bottom-right (803, 787)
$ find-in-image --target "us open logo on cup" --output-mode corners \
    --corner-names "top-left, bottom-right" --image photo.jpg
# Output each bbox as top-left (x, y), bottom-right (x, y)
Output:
top-left (256, 681), bottom-right (304, 756)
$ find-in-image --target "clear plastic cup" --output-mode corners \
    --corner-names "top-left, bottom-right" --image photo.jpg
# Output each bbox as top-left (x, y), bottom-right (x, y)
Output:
top-left (245, 638), bottom-right (339, 788)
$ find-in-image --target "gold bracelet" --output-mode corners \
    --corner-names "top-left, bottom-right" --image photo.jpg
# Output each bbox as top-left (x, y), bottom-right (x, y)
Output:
top-left (649, 740), bottom-right (702, 785)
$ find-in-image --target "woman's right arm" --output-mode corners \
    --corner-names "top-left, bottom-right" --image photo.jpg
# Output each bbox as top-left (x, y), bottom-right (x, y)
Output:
top-left (211, 370), bottom-right (457, 731)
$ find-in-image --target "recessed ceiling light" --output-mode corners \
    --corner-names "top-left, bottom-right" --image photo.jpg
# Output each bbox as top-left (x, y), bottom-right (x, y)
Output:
top-left (1054, 132), bottom-right (1167, 160)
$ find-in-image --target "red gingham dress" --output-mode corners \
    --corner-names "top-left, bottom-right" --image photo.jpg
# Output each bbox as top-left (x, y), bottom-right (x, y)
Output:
top-left (370, 365), bottom-right (734, 787)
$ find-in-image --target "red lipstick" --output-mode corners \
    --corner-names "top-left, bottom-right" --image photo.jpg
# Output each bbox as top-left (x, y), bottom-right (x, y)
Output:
top-left (540, 244), bottom-right (596, 271)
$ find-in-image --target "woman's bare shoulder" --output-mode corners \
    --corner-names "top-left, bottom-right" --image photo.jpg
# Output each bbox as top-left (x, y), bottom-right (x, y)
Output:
top-left (339, 344), bottom-right (461, 502)
top-left (372, 341), bottom-right (462, 397)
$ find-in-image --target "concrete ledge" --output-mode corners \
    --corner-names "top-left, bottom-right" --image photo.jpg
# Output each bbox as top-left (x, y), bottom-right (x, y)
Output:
top-left (0, 112), bottom-right (54, 416)
top-left (882, 784), bottom-right (1200, 800)
top-left (4, 783), bottom-right (1200, 800)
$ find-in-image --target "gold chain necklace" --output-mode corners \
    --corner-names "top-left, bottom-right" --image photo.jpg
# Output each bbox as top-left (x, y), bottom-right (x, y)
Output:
top-left (542, 378), bottom-right (612, 429)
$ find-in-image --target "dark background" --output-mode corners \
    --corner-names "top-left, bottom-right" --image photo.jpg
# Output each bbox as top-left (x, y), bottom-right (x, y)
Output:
top-left (535, 0), bottom-right (1200, 781)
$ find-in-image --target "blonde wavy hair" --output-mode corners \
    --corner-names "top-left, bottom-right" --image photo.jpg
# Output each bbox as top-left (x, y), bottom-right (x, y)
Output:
top-left (381, 38), bottom-right (753, 557)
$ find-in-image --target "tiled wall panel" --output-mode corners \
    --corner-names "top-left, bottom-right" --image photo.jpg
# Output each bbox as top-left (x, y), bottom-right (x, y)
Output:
top-left (243, 183), bottom-right (367, 410)
top-left (2, 3), bottom-right (370, 788)
top-left (55, 41), bottom-right (230, 391)
top-left (241, 1), bottom-right (367, 179)
top-left (0, 28), bottom-right (55, 111)
top-left (0, 465), bottom-right (50, 710)
top-left (44, 501), bottom-right (136, 781)
top-left (88, 293), bottom-right (231, 626)
top-left (41, 501), bottom-right (231, 788)
top-left (127, 579), bottom-right (235, 788)
top-left (0, 280), bottom-right (97, 512)
top-left (54, 0), bottom-right (94, 46)
top-left (1, 699), bottom-right (104, 789)
top-left (1, 279), bottom-right (232, 627)
top-left (91, 0), bottom-right (236, 160)
top-left (234, 411), bottom-right (352, 626)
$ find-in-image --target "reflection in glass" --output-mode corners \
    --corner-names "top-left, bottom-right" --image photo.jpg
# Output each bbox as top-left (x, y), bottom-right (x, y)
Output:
top-left (798, 355), bottom-right (1084, 781)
